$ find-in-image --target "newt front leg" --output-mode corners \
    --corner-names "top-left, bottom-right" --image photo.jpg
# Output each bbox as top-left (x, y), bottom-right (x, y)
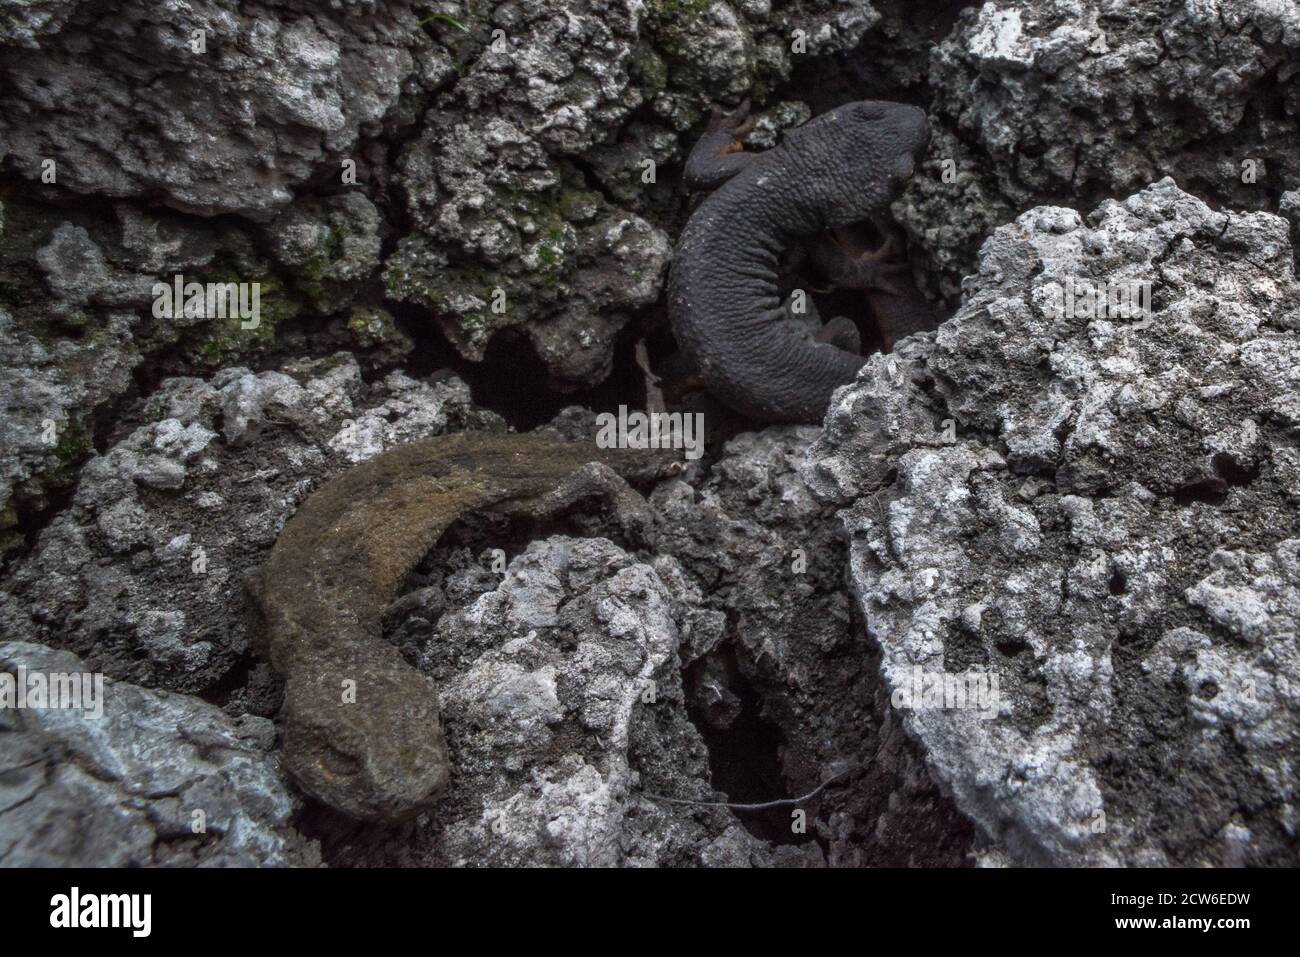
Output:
top-left (260, 432), bottom-right (679, 822)
top-left (682, 98), bottom-right (756, 192)
top-left (809, 219), bottom-right (945, 351)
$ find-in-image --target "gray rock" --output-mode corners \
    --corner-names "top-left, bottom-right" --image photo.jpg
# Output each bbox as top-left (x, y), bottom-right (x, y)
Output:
top-left (0, 195), bottom-right (321, 540)
top-left (904, 0), bottom-right (1300, 278)
top-left (0, 0), bottom-right (424, 218)
top-left (260, 193), bottom-right (384, 314)
top-left (934, 0), bottom-right (1300, 203)
top-left (649, 425), bottom-right (974, 865)
top-left (1280, 190), bottom-right (1300, 246)
top-left (0, 305), bottom-right (140, 553)
top-left (0, 0), bottom-right (83, 47)
top-left (0, 640), bottom-right (319, 866)
top-left (34, 225), bottom-right (112, 308)
top-left (431, 537), bottom-right (715, 866)
top-left (806, 179), bottom-right (1300, 866)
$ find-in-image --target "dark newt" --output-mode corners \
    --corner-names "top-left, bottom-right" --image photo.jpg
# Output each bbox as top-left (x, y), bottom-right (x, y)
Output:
top-left (256, 431), bottom-right (680, 822)
top-left (667, 99), bottom-right (935, 423)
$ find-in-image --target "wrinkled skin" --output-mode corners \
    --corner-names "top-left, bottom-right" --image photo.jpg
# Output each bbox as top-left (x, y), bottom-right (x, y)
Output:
top-left (668, 100), bottom-right (931, 423)
top-left (259, 431), bottom-right (679, 822)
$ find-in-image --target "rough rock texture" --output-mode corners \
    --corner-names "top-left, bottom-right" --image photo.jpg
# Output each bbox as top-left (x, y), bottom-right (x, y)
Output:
top-left (0, 641), bottom-right (319, 866)
top-left (0, 193), bottom-right (368, 548)
top-left (806, 179), bottom-right (1300, 866)
top-left (259, 193), bottom-right (385, 315)
top-left (0, 0), bottom-right (424, 218)
top-left (425, 537), bottom-right (696, 866)
top-left (898, 0), bottom-right (1300, 281)
top-left (5, 0), bottom-right (1298, 870)
top-left (0, 302), bottom-right (139, 554)
top-left (936, 0), bottom-right (1300, 202)
top-left (0, 353), bottom-right (502, 702)
top-left (651, 427), bottom-right (974, 864)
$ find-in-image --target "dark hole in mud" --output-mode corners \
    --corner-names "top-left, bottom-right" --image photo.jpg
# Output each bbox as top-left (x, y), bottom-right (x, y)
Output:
top-left (995, 637), bottom-right (1027, 658)
top-left (1115, 625), bottom-right (1148, 647)
top-left (387, 300), bottom-right (653, 431)
top-left (1172, 476), bottom-right (1229, 506)
top-left (944, 614), bottom-right (991, 671)
top-left (814, 287), bottom-right (890, 355)
top-left (200, 652), bottom-right (259, 708)
top-left (1211, 452), bottom-right (1259, 489)
top-left (1108, 569), bottom-right (1128, 596)
top-left (683, 645), bottom-right (811, 846)
top-left (1170, 452), bottom-right (1258, 507)
top-left (292, 800), bottom-right (402, 864)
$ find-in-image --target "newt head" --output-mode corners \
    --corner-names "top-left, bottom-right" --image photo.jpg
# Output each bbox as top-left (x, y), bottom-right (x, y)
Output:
top-left (784, 99), bottom-right (931, 229)
top-left (279, 646), bottom-right (451, 823)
